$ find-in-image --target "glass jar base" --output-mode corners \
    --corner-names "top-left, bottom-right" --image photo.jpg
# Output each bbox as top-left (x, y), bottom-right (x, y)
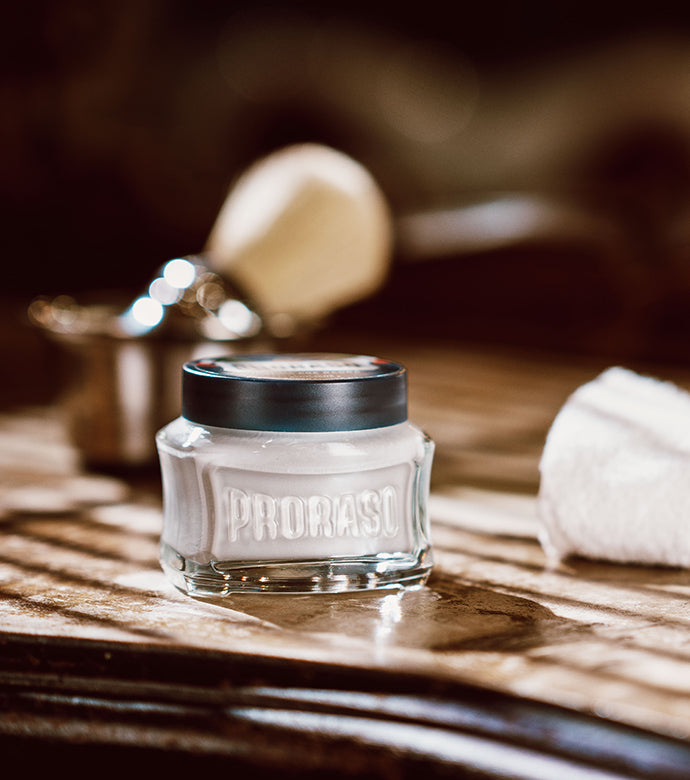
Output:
top-left (160, 542), bottom-right (432, 596)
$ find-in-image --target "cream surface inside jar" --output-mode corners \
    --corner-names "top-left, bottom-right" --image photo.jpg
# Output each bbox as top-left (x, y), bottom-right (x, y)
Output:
top-left (156, 353), bottom-right (434, 595)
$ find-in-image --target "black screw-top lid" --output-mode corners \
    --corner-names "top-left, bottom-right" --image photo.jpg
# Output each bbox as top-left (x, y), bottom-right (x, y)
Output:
top-left (181, 353), bottom-right (408, 432)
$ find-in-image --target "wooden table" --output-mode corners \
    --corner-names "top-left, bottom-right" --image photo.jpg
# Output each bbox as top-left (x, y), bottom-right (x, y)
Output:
top-left (2, 335), bottom-right (690, 777)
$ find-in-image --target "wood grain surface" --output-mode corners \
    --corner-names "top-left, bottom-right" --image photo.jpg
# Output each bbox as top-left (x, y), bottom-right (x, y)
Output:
top-left (2, 339), bottom-right (690, 775)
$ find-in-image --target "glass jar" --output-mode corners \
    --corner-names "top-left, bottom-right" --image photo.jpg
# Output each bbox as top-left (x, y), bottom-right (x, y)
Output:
top-left (156, 354), bottom-right (434, 595)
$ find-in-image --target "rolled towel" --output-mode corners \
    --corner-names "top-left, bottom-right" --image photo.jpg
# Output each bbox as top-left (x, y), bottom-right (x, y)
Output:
top-left (538, 366), bottom-right (690, 567)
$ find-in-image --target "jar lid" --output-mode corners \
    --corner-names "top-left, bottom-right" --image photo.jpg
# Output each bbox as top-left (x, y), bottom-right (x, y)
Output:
top-left (181, 353), bottom-right (407, 431)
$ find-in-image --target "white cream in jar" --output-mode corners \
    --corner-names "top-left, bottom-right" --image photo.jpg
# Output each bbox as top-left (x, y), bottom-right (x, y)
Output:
top-left (156, 353), bottom-right (434, 595)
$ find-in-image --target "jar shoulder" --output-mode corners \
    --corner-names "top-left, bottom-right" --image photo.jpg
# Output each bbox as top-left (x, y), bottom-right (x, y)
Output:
top-left (156, 417), bottom-right (431, 472)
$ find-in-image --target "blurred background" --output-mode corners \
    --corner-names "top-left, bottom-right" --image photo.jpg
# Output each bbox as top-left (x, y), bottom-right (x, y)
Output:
top-left (6, 0), bottom-right (690, 409)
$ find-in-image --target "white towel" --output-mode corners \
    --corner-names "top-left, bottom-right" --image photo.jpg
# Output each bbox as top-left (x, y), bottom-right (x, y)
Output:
top-left (538, 366), bottom-right (690, 567)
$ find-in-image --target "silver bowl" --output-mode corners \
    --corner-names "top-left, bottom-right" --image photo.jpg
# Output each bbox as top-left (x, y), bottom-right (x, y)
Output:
top-left (29, 256), bottom-right (274, 469)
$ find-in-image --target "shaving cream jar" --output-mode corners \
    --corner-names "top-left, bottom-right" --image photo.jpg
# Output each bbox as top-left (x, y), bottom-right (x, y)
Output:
top-left (156, 353), bottom-right (434, 595)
